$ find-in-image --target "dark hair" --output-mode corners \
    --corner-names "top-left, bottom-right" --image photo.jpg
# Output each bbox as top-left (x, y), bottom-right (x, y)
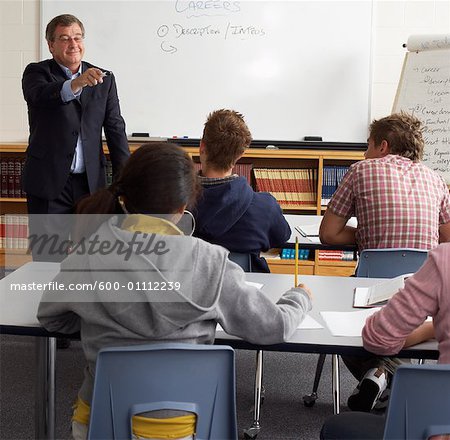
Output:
top-left (201, 109), bottom-right (252, 170)
top-left (46, 14), bottom-right (85, 42)
top-left (74, 143), bottom-right (200, 238)
top-left (369, 112), bottom-right (424, 161)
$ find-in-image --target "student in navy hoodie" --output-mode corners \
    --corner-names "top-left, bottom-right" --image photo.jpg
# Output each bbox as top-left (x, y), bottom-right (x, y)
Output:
top-left (192, 109), bottom-right (291, 272)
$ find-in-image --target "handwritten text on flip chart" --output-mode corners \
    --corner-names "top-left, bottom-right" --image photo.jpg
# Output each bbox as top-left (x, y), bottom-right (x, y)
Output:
top-left (395, 50), bottom-right (450, 183)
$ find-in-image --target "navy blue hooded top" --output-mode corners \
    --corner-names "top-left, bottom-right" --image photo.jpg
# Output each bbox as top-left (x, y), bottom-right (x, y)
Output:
top-left (193, 176), bottom-right (291, 272)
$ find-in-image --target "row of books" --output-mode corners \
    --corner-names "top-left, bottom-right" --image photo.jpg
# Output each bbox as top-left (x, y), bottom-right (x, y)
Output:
top-left (0, 158), bottom-right (116, 198)
top-left (318, 250), bottom-right (355, 261)
top-left (280, 248), bottom-right (310, 260)
top-left (192, 163), bottom-right (318, 209)
top-left (1, 158), bottom-right (26, 198)
top-left (321, 166), bottom-right (350, 206)
top-left (193, 162), bottom-right (253, 185)
top-left (0, 215), bottom-right (29, 249)
top-left (232, 163), bottom-right (253, 185)
top-left (253, 168), bottom-right (317, 209)
top-left (1, 156), bottom-right (339, 211)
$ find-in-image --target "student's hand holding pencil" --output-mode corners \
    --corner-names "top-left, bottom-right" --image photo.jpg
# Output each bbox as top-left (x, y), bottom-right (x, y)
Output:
top-left (297, 283), bottom-right (313, 299)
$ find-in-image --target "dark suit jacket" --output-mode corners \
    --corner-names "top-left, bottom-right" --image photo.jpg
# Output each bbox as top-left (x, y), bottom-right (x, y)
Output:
top-left (22, 59), bottom-right (130, 200)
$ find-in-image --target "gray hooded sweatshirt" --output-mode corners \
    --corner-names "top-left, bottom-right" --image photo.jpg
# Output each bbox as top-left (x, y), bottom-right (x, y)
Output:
top-left (37, 216), bottom-right (311, 403)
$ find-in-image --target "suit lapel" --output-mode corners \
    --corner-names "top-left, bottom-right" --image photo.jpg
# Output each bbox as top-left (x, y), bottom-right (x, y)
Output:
top-left (49, 59), bottom-right (68, 82)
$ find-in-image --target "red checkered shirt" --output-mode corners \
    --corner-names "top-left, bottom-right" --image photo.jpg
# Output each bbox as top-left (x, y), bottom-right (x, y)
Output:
top-left (327, 155), bottom-right (450, 251)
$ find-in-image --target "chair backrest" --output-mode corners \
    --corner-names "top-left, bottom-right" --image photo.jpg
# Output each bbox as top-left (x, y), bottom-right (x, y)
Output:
top-left (383, 364), bottom-right (450, 440)
top-left (88, 343), bottom-right (237, 440)
top-left (356, 248), bottom-right (428, 278)
top-left (228, 252), bottom-right (253, 272)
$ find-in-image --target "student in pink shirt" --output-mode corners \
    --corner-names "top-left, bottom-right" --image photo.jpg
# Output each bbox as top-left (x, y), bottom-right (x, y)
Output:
top-left (362, 243), bottom-right (450, 364)
top-left (320, 243), bottom-right (450, 439)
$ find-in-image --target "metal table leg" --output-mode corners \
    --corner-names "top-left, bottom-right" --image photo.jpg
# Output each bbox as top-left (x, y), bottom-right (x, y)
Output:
top-left (35, 337), bottom-right (56, 439)
top-left (244, 349), bottom-right (263, 439)
top-left (303, 353), bottom-right (327, 406)
top-left (331, 354), bottom-right (340, 414)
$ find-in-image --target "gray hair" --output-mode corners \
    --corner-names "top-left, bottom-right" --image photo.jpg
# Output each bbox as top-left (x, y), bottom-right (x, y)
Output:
top-left (45, 14), bottom-right (85, 42)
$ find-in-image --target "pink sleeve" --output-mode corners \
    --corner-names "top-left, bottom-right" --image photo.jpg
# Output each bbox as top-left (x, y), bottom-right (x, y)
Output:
top-left (362, 252), bottom-right (441, 355)
top-left (439, 177), bottom-right (450, 224)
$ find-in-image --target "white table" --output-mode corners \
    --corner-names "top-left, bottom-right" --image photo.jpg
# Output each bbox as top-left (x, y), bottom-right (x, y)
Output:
top-left (218, 272), bottom-right (437, 436)
top-left (1, 263), bottom-right (438, 439)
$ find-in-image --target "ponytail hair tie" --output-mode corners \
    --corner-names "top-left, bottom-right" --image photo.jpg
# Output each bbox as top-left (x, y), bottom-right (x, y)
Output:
top-left (117, 196), bottom-right (129, 214)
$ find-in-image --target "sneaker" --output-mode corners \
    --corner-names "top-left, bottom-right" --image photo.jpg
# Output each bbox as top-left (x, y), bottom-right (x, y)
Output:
top-left (373, 387), bottom-right (390, 412)
top-left (347, 367), bottom-right (387, 412)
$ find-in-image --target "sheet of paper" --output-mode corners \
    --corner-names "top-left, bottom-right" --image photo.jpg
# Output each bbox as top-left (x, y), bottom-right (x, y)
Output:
top-left (353, 287), bottom-right (370, 308)
top-left (217, 313), bottom-right (430, 335)
top-left (320, 308), bottom-right (381, 337)
top-left (296, 224), bottom-right (320, 236)
top-left (217, 314), bottom-right (323, 333)
top-left (367, 275), bottom-right (407, 305)
top-left (347, 217), bottom-right (358, 228)
top-left (297, 314), bottom-right (324, 329)
top-left (245, 281), bottom-right (263, 289)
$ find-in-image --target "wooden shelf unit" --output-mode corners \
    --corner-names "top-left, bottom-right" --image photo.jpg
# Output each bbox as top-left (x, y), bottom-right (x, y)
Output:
top-left (265, 250), bottom-right (357, 277)
top-left (1, 142), bottom-right (364, 274)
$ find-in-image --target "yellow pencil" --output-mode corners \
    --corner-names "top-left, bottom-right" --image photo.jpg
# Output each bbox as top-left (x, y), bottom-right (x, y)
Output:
top-left (295, 237), bottom-right (299, 287)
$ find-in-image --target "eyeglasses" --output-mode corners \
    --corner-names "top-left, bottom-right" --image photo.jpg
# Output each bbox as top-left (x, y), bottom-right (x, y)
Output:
top-left (54, 35), bottom-right (84, 44)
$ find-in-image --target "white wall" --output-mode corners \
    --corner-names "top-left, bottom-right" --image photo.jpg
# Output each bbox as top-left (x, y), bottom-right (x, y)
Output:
top-left (1, 0), bottom-right (449, 142)
top-left (371, 0), bottom-right (450, 120)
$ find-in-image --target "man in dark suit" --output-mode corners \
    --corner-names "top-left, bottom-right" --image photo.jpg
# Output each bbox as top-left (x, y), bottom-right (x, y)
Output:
top-left (22, 14), bottom-right (130, 262)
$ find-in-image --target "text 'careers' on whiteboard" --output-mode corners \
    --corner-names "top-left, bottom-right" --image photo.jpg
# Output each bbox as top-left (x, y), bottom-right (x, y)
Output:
top-left (393, 34), bottom-right (450, 184)
top-left (41, 0), bottom-right (372, 142)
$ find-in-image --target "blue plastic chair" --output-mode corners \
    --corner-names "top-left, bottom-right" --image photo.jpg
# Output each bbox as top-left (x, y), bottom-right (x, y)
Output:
top-left (228, 252), bottom-right (252, 272)
top-left (87, 343), bottom-right (237, 440)
top-left (383, 364), bottom-right (450, 440)
top-left (356, 248), bottom-right (428, 278)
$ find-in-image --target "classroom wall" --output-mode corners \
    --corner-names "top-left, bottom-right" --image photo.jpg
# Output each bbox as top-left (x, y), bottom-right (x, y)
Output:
top-left (1, 0), bottom-right (449, 142)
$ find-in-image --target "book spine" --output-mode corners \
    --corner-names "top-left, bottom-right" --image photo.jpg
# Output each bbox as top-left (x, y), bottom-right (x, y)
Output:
top-left (7, 159), bottom-right (15, 198)
top-left (0, 215), bottom-right (4, 248)
top-left (14, 158), bottom-right (22, 198)
top-left (0, 158), bottom-right (8, 197)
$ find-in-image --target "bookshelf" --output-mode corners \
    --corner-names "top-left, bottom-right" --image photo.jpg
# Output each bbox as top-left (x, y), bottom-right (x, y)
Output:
top-left (0, 142), bottom-right (365, 275)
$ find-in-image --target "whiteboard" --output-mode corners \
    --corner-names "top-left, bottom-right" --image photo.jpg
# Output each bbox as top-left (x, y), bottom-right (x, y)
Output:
top-left (41, 0), bottom-right (373, 142)
top-left (393, 35), bottom-right (450, 184)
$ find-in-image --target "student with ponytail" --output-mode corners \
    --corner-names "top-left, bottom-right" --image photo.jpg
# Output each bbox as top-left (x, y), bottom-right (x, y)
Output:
top-left (38, 142), bottom-right (312, 440)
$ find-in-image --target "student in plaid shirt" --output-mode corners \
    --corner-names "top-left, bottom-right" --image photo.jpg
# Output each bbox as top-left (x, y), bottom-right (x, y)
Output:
top-left (319, 112), bottom-right (450, 412)
top-left (320, 112), bottom-right (450, 250)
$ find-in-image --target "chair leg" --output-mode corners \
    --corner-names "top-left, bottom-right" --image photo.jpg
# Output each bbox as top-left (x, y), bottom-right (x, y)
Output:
top-left (244, 350), bottom-right (263, 439)
top-left (36, 337), bottom-right (56, 439)
top-left (332, 354), bottom-right (341, 415)
top-left (303, 353), bottom-right (326, 407)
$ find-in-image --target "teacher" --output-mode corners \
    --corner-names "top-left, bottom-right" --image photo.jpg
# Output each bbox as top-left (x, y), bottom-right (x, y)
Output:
top-left (22, 14), bottom-right (130, 262)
